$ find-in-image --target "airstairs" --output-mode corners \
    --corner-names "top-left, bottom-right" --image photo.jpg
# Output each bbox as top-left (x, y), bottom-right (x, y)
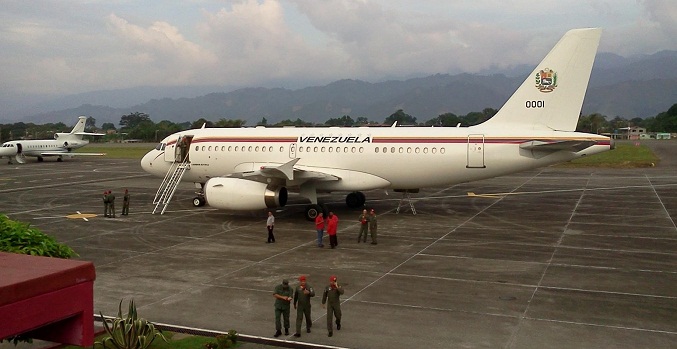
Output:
top-left (152, 158), bottom-right (190, 215)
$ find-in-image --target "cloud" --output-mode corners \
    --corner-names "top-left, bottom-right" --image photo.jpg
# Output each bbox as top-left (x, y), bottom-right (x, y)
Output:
top-left (107, 13), bottom-right (218, 84)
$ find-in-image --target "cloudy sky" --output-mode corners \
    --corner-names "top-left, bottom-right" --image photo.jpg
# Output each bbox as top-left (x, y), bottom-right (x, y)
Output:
top-left (1, 0), bottom-right (675, 98)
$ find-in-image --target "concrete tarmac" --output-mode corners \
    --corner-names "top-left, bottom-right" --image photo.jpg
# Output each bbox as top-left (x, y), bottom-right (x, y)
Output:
top-left (1, 140), bottom-right (676, 349)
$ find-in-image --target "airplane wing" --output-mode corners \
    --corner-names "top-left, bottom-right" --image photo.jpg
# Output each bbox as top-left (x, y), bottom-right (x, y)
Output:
top-left (39, 151), bottom-right (106, 156)
top-left (226, 158), bottom-right (340, 183)
top-left (519, 140), bottom-right (597, 152)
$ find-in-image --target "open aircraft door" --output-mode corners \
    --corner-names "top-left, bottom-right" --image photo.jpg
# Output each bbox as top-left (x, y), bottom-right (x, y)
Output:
top-left (166, 135), bottom-right (193, 162)
top-left (466, 134), bottom-right (486, 168)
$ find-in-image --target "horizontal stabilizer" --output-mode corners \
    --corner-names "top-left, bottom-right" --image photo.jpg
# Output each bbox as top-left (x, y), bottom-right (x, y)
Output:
top-left (519, 140), bottom-right (596, 152)
top-left (73, 132), bottom-right (106, 136)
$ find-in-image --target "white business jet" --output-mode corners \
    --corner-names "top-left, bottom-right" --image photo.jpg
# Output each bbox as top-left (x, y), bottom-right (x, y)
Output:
top-left (0, 116), bottom-right (105, 164)
top-left (141, 28), bottom-right (613, 219)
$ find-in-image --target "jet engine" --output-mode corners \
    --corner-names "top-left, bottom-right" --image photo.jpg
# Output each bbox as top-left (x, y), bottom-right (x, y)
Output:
top-left (204, 178), bottom-right (288, 210)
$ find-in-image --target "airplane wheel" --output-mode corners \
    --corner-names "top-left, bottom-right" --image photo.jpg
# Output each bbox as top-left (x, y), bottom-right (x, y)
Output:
top-left (305, 204), bottom-right (322, 221)
top-left (346, 191), bottom-right (366, 208)
top-left (56, 157), bottom-right (62, 162)
top-left (193, 197), bottom-right (206, 207)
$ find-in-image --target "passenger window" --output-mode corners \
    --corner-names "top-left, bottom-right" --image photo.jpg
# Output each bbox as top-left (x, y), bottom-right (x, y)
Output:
top-left (415, 148), bottom-right (420, 153)
top-left (195, 146), bottom-right (199, 151)
top-left (407, 147), bottom-right (411, 153)
top-left (424, 147), bottom-right (428, 154)
top-left (359, 147), bottom-right (363, 153)
top-left (375, 147), bottom-right (379, 153)
top-left (440, 148), bottom-right (446, 154)
top-left (399, 147), bottom-right (403, 153)
top-left (351, 147), bottom-right (356, 153)
top-left (390, 147), bottom-right (395, 153)
top-left (208, 146), bottom-right (212, 151)
top-left (255, 146), bottom-right (259, 152)
top-left (248, 146), bottom-right (252, 152)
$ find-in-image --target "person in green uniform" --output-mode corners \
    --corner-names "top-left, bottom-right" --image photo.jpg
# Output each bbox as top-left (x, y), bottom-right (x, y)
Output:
top-left (103, 191), bottom-right (109, 217)
top-left (357, 209), bottom-right (369, 243)
top-left (108, 190), bottom-right (116, 218)
top-left (368, 209), bottom-right (378, 245)
top-left (322, 275), bottom-right (344, 337)
top-left (273, 279), bottom-right (293, 337)
top-left (293, 275), bottom-right (315, 337)
top-left (122, 189), bottom-right (130, 215)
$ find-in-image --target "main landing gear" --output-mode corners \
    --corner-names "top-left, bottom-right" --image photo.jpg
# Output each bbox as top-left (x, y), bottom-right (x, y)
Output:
top-left (192, 196), bottom-right (206, 207)
top-left (303, 191), bottom-right (366, 221)
top-left (345, 191), bottom-right (366, 208)
top-left (304, 203), bottom-right (328, 221)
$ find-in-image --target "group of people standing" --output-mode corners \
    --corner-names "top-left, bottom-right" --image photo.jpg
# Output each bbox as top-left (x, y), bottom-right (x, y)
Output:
top-left (314, 212), bottom-right (339, 248)
top-left (102, 189), bottom-right (130, 218)
top-left (358, 208), bottom-right (378, 244)
top-left (273, 275), bottom-right (344, 338)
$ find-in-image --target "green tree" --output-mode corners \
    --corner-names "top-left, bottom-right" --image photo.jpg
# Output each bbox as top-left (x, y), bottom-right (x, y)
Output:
top-left (384, 109), bottom-right (417, 125)
top-left (325, 115), bottom-right (355, 126)
top-left (215, 118), bottom-right (246, 128)
top-left (119, 112), bottom-right (151, 129)
top-left (355, 116), bottom-right (370, 125)
top-left (426, 112), bottom-right (463, 126)
top-left (191, 118), bottom-right (214, 129)
top-left (257, 117), bottom-right (268, 126)
top-left (85, 116), bottom-right (97, 131)
top-left (274, 118), bottom-right (313, 126)
top-left (101, 122), bottom-right (116, 131)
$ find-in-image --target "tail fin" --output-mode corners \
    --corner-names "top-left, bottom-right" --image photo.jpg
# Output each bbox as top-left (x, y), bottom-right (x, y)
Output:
top-left (70, 116), bottom-right (87, 134)
top-left (482, 28), bottom-right (601, 131)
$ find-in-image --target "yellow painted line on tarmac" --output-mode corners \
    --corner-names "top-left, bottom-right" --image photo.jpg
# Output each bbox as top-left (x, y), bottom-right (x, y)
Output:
top-left (66, 211), bottom-right (98, 222)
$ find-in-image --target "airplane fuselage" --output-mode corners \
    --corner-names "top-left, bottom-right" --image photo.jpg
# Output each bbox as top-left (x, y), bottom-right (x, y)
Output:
top-left (142, 125), bottom-right (611, 192)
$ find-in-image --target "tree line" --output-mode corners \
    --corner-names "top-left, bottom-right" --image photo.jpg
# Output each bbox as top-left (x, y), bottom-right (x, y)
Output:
top-left (1, 103), bottom-right (675, 143)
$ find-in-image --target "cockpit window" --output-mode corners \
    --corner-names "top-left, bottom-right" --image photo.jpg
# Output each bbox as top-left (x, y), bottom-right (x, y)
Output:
top-left (155, 143), bottom-right (166, 151)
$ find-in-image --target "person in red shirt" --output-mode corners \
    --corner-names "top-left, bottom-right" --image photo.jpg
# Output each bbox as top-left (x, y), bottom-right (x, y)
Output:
top-left (315, 212), bottom-right (325, 247)
top-left (326, 212), bottom-right (339, 249)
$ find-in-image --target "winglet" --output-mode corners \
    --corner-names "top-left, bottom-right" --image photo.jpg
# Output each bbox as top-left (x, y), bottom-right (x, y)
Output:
top-left (260, 158), bottom-right (300, 180)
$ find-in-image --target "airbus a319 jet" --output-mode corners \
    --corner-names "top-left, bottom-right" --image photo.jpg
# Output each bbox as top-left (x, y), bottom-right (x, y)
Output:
top-left (0, 116), bottom-right (105, 164)
top-left (141, 28), bottom-right (613, 220)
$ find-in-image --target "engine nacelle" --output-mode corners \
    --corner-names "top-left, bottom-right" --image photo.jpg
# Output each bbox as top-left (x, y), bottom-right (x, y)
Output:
top-left (204, 178), bottom-right (288, 210)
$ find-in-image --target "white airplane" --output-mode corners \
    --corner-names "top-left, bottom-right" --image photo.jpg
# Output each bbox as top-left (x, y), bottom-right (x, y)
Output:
top-left (0, 116), bottom-right (105, 164)
top-left (141, 28), bottom-right (613, 219)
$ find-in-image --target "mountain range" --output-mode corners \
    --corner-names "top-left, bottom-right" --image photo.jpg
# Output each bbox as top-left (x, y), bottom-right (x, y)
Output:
top-left (4, 51), bottom-right (676, 126)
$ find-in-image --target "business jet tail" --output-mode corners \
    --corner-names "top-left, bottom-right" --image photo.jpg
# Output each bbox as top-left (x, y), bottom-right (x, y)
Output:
top-left (56, 116), bottom-right (105, 140)
top-left (482, 28), bottom-right (601, 131)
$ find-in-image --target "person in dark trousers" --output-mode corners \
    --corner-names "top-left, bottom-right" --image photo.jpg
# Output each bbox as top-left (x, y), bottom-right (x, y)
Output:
top-left (322, 275), bottom-right (344, 337)
top-left (315, 212), bottom-right (325, 247)
top-left (273, 279), bottom-right (293, 337)
top-left (293, 275), bottom-right (315, 337)
top-left (266, 211), bottom-right (275, 243)
top-left (122, 189), bottom-right (130, 215)
top-left (358, 209), bottom-right (369, 242)
top-left (108, 190), bottom-right (116, 218)
top-left (327, 212), bottom-right (339, 249)
top-left (103, 191), bottom-right (109, 217)
top-left (368, 209), bottom-right (378, 244)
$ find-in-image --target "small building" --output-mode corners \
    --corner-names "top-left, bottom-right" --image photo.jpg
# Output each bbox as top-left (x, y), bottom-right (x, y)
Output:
top-left (656, 133), bottom-right (671, 140)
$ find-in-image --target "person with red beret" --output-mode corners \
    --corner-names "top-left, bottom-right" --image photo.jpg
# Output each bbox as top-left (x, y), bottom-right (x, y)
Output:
top-left (293, 275), bottom-right (315, 337)
top-left (322, 275), bottom-right (344, 337)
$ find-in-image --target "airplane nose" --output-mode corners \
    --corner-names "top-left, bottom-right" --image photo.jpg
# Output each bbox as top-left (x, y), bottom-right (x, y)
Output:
top-left (0, 147), bottom-right (17, 157)
top-left (140, 151), bottom-right (156, 173)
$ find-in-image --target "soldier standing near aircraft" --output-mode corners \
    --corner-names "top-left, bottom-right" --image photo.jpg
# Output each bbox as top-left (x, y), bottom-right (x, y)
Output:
top-left (108, 190), bottom-right (116, 218)
top-left (327, 212), bottom-right (339, 249)
top-left (293, 275), bottom-right (315, 337)
top-left (322, 275), bottom-right (344, 337)
top-left (103, 191), bottom-right (109, 217)
top-left (122, 189), bottom-right (130, 215)
top-left (358, 209), bottom-right (369, 243)
top-left (369, 209), bottom-right (378, 245)
top-left (266, 211), bottom-right (275, 243)
top-left (273, 279), bottom-right (293, 338)
top-left (315, 212), bottom-right (325, 247)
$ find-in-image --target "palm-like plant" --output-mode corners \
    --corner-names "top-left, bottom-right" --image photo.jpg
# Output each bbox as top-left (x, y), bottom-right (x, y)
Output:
top-left (97, 299), bottom-right (168, 349)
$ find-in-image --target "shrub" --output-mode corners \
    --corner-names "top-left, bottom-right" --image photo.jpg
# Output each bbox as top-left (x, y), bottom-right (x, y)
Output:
top-left (96, 299), bottom-right (168, 349)
top-left (0, 214), bottom-right (77, 258)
